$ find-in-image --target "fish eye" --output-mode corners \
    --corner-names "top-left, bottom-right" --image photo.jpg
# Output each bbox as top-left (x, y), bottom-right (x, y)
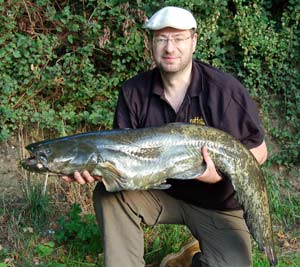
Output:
top-left (37, 148), bottom-right (51, 160)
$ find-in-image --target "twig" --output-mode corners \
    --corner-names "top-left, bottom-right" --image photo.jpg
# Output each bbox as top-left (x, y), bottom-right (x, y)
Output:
top-left (42, 173), bottom-right (48, 196)
top-left (22, 0), bottom-right (33, 25)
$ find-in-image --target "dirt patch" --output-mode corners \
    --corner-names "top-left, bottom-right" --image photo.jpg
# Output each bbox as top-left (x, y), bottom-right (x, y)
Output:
top-left (0, 138), bottom-right (24, 198)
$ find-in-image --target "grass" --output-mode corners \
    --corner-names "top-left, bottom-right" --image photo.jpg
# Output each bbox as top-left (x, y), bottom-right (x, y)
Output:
top-left (22, 175), bottom-right (52, 228)
top-left (263, 166), bottom-right (300, 229)
top-left (253, 247), bottom-right (300, 267)
top-left (0, 165), bottom-right (299, 267)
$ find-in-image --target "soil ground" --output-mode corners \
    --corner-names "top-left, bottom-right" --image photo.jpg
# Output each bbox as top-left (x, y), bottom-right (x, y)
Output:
top-left (0, 138), bottom-right (23, 199)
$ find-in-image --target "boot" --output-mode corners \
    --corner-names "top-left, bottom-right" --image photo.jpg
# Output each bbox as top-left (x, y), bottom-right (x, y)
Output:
top-left (159, 240), bottom-right (200, 267)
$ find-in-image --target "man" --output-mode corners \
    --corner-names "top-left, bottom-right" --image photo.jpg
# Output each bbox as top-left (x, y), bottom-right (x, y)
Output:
top-left (63, 6), bottom-right (268, 267)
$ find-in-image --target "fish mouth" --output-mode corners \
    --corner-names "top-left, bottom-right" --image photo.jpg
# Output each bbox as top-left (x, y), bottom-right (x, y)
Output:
top-left (20, 157), bottom-right (49, 173)
top-left (264, 245), bottom-right (277, 266)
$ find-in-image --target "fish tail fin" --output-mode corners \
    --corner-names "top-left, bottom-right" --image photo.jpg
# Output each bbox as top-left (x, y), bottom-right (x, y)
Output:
top-left (265, 245), bottom-right (277, 266)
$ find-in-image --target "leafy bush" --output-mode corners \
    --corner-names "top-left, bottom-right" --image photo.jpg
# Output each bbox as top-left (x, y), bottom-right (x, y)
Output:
top-left (1, 0), bottom-right (299, 165)
top-left (55, 203), bottom-right (101, 255)
top-left (0, 0), bottom-right (151, 138)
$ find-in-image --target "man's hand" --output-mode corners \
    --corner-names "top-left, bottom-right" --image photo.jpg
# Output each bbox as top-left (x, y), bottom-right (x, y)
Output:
top-left (61, 171), bottom-right (102, 184)
top-left (195, 146), bottom-right (222, 184)
top-left (250, 140), bottom-right (268, 165)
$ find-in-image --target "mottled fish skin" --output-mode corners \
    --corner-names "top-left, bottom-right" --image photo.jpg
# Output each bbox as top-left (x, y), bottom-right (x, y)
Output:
top-left (20, 123), bottom-right (277, 265)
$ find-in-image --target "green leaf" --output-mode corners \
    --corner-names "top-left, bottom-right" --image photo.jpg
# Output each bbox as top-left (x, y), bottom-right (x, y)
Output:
top-left (34, 241), bottom-right (55, 257)
top-left (13, 50), bottom-right (21, 58)
top-left (67, 35), bottom-right (73, 44)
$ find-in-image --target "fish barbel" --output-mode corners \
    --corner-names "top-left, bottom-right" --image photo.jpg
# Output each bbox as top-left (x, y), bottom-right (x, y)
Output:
top-left (20, 123), bottom-right (277, 265)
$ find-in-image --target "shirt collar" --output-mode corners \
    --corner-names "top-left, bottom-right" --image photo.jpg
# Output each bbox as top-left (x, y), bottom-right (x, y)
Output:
top-left (152, 60), bottom-right (203, 98)
top-left (152, 68), bottom-right (165, 97)
top-left (189, 60), bottom-right (203, 97)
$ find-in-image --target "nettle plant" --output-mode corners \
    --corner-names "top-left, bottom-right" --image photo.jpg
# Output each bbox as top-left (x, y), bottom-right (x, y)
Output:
top-left (0, 0), bottom-right (299, 165)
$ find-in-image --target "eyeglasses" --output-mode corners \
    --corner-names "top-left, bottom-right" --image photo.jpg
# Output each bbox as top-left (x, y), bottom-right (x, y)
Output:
top-left (153, 34), bottom-right (194, 46)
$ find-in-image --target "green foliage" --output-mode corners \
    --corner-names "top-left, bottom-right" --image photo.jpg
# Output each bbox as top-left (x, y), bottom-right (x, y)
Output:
top-left (0, 0), bottom-right (151, 138)
top-left (253, 246), bottom-right (300, 267)
top-left (55, 203), bottom-right (101, 255)
top-left (264, 167), bottom-right (300, 228)
top-left (22, 178), bottom-right (52, 227)
top-left (0, 0), bottom-right (299, 167)
top-left (144, 224), bottom-right (191, 264)
top-left (34, 241), bottom-right (55, 257)
top-left (232, 0), bottom-right (300, 166)
top-left (0, 247), bottom-right (10, 267)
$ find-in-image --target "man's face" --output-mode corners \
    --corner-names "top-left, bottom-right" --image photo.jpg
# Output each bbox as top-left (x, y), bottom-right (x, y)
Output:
top-left (151, 27), bottom-right (197, 74)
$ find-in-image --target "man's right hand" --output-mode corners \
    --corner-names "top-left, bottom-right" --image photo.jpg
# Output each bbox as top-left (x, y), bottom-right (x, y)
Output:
top-left (61, 170), bottom-right (102, 184)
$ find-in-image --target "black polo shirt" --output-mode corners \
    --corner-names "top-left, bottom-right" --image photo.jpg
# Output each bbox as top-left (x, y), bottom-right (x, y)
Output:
top-left (113, 60), bottom-right (264, 211)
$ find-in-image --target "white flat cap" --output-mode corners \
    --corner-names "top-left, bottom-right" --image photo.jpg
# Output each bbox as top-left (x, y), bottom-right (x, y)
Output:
top-left (145, 6), bottom-right (197, 30)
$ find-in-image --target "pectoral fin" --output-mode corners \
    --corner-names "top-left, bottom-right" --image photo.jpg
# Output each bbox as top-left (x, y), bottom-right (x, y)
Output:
top-left (99, 161), bottom-right (127, 192)
top-left (169, 145), bottom-right (207, 179)
top-left (99, 161), bottom-right (121, 176)
top-left (171, 160), bottom-right (206, 179)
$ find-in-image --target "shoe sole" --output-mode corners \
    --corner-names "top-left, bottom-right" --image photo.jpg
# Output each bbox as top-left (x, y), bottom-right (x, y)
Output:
top-left (159, 240), bottom-right (200, 267)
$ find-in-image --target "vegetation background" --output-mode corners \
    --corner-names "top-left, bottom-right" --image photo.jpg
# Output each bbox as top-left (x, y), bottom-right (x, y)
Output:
top-left (0, 0), bottom-right (299, 266)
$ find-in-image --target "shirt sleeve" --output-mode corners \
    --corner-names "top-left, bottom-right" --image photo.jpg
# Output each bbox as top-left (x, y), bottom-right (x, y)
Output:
top-left (113, 86), bottom-right (138, 130)
top-left (220, 88), bottom-right (265, 149)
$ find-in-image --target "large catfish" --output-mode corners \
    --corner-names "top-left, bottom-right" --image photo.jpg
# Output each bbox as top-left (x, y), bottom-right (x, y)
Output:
top-left (20, 123), bottom-right (277, 265)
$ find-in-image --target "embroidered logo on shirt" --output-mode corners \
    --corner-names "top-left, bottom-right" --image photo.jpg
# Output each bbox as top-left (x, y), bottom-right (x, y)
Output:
top-left (189, 116), bottom-right (206, 126)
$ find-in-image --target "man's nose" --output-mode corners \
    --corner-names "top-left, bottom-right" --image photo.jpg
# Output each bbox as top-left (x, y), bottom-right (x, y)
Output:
top-left (165, 39), bottom-right (176, 52)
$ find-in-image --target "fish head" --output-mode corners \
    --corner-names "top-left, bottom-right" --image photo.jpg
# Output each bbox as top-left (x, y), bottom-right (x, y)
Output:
top-left (20, 142), bottom-right (54, 173)
top-left (20, 156), bottom-right (49, 173)
top-left (20, 137), bottom-right (98, 175)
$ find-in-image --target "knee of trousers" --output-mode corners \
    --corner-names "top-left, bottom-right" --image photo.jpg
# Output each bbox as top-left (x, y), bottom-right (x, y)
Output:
top-left (92, 183), bottom-right (163, 226)
top-left (92, 182), bottom-right (132, 227)
top-left (92, 182), bottom-right (144, 221)
top-left (93, 182), bottom-right (119, 209)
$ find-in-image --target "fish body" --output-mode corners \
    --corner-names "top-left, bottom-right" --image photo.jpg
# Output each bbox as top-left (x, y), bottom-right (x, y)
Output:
top-left (20, 123), bottom-right (277, 265)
